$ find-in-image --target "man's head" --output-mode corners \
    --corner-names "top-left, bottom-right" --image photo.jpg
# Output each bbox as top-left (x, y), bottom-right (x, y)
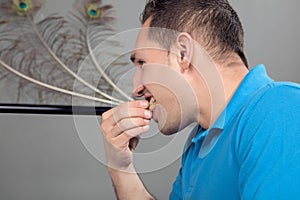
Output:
top-left (141, 0), bottom-right (248, 68)
top-left (131, 0), bottom-right (248, 135)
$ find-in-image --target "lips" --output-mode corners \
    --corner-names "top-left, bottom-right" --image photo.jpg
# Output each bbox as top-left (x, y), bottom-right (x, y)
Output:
top-left (148, 97), bottom-right (156, 112)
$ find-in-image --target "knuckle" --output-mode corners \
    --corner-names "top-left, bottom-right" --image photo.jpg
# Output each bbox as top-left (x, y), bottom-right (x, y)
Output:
top-left (116, 121), bottom-right (126, 132)
top-left (120, 118), bottom-right (143, 130)
top-left (100, 124), bottom-right (109, 137)
top-left (100, 121), bottom-right (114, 137)
top-left (136, 118), bottom-right (145, 126)
top-left (123, 130), bottom-right (135, 138)
top-left (110, 137), bottom-right (118, 146)
top-left (112, 106), bottom-right (127, 121)
top-left (101, 110), bottom-right (111, 120)
top-left (124, 126), bottom-right (147, 138)
top-left (101, 113), bottom-right (107, 119)
top-left (100, 123), bottom-right (106, 132)
top-left (129, 108), bottom-right (143, 118)
top-left (110, 103), bottom-right (147, 122)
top-left (119, 101), bottom-right (130, 110)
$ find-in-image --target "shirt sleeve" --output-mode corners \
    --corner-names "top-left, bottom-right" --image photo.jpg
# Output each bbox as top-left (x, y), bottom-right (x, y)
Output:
top-left (237, 93), bottom-right (300, 200)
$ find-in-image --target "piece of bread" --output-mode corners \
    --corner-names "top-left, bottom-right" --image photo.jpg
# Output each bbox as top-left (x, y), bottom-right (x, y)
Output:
top-left (149, 97), bottom-right (156, 111)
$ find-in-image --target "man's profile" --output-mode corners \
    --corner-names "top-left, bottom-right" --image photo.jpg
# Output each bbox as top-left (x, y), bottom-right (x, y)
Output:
top-left (100, 0), bottom-right (300, 199)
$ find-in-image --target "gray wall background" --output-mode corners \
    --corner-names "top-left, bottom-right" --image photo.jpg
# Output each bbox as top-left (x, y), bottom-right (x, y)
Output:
top-left (0, 0), bottom-right (299, 200)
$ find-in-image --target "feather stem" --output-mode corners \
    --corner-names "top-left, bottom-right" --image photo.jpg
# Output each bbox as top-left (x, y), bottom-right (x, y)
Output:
top-left (27, 15), bottom-right (123, 104)
top-left (86, 27), bottom-right (134, 101)
top-left (0, 59), bottom-right (119, 106)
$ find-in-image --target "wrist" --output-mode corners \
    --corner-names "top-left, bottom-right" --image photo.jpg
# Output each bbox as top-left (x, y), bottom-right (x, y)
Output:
top-left (108, 166), bottom-right (155, 200)
top-left (108, 163), bottom-right (136, 175)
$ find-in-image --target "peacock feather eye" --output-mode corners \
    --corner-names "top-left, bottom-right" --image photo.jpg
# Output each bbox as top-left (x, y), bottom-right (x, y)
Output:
top-left (19, 2), bottom-right (28, 9)
top-left (13, 0), bottom-right (33, 15)
top-left (87, 4), bottom-right (102, 19)
top-left (89, 9), bottom-right (97, 16)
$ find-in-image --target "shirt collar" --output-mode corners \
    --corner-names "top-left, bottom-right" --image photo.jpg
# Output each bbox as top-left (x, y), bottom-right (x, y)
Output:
top-left (192, 64), bottom-right (274, 143)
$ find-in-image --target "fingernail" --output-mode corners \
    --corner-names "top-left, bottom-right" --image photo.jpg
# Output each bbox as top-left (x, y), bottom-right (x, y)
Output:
top-left (144, 119), bottom-right (150, 124)
top-left (144, 110), bottom-right (152, 118)
top-left (143, 125), bottom-right (150, 130)
top-left (141, 101), bottom-right (149, 108)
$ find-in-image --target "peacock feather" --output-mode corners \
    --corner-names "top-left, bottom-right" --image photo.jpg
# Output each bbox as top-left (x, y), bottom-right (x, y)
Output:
top-left (0, 0), bottom-right (132, 106)
top-left (87, 4), bottom-right (102, 19)
top-left (69, 0), bottom-right (133, 103)
top-left (12, 0), bottom-right (33, 15)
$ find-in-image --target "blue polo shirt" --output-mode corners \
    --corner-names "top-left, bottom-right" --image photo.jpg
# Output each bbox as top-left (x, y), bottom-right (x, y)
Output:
top-left (170, 65), bottom-right (300, 200)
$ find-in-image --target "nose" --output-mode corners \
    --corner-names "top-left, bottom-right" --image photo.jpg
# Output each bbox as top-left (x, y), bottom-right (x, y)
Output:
top-left (133, 84), bottom-right (145, 97)
top-left (133, 68), bottom-right (144, 97)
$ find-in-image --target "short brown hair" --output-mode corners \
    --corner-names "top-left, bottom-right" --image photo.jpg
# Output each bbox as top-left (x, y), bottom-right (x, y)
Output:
top-left (141, 0), bottom-right (248, 68)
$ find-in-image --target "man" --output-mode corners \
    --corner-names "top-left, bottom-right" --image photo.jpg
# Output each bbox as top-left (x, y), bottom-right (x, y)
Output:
top-left (100, 0), bottom-right (300, 199)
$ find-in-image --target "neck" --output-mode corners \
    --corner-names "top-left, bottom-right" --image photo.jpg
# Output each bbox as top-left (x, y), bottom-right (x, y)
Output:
top-left (196, 60), bottom-right (248, 129)
top-left (220, 61), bottom-right (249, 101)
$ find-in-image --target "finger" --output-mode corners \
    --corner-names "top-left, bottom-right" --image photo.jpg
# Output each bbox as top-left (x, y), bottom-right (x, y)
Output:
top-left (102, 108), bottom-right (151, 134)
top-left (102, 109), bottom-right (114, 120)
top-left (101, 104), bottom-right (121, 120)
top-left (115, 125), bottom-right (150, 147)
top-left (123, 100), bottom-right (150, 109)
top-left (111, 105), bottom-right (151, 125)
top-left (101, 100), bottom-right (151, 138)
top-left (111, 117), bottom-right (150, 137)
top-left (102, 100), bottom-right (149, 122)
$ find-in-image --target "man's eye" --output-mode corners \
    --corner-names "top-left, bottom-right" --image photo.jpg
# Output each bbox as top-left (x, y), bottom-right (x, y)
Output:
top-left (137, 60), bottom-right (145, 68)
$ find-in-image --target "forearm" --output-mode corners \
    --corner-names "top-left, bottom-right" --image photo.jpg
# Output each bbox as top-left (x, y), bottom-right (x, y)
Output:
top-left (109, 167), bottom-right (155, 200)
top-left (101, 101), bottom-right (154, 199)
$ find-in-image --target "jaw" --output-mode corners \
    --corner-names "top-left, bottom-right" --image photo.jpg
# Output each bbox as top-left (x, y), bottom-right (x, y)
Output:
top-left (155, 104), bottom-right (184, 136)
top-left (145, 91), bottom-right (196, 135)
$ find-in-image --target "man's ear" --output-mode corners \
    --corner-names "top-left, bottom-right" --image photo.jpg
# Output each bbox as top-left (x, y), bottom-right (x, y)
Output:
top-left (176, 32), bottom-right (193, 72)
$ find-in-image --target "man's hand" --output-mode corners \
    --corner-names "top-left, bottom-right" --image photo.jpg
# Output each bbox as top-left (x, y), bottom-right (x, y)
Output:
top-left (100, 100), bottom-right (151, 172)
top-left (101, 100), bottom-right (156, 199)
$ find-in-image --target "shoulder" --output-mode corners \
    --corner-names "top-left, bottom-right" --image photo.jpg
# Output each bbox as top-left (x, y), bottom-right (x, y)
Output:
top-left (236, 81), bottom-right (300, 159)
top-left (258, 81), bottom-right (300, 106)
top-left (235, 83), bottom-right (300, 199)
top-left (243, 81), bottom-right (300, 122)
top-left (251, 81), bottom-right (300, 123)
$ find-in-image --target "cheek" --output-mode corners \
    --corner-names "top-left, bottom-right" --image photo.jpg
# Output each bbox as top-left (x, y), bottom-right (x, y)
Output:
top-left (133, 68), bottom-right (143, 89)
top-left (142, 64), bottom-right (198, 120)
top-left (152, 86), bottom-right (183, 123)
top-left (142, 65), bottom-right (190, 106)
top-left (141, 64), bottom-right (187, 94)
top-left (157, 103), bottom-right (183, 135)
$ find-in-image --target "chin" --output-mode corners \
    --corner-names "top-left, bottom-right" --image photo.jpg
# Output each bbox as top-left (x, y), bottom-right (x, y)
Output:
top-left (155, 106), bottom-right (184, 135)
top-left (158, 123), bottom-right (181, 136)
